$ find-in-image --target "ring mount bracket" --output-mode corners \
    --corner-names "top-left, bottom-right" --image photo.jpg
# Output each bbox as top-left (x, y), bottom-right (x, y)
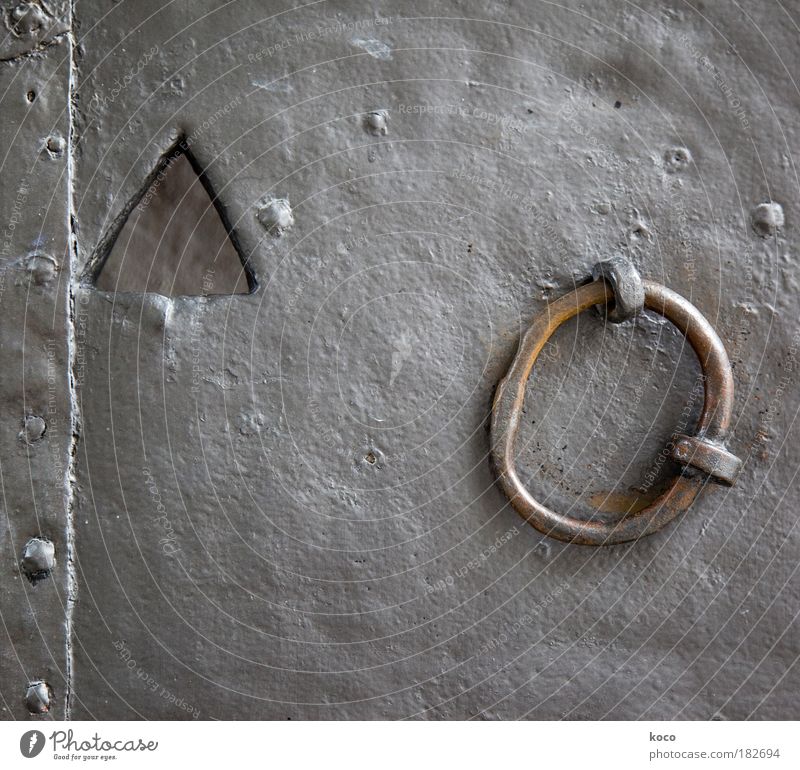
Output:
top-left (490, 258), bottom-right (742, 545)
top-left (670, 434), bottom-right (742, 486)
top-left (592, 256), bottom-right (645, 323)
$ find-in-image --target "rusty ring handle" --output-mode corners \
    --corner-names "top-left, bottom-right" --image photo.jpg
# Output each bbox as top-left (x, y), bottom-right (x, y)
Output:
top-left (490, 274), bottom-right (741, 546)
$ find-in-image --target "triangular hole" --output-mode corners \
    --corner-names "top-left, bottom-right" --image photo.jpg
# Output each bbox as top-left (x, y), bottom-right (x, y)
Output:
top-left (91, 140), bottom-right (254, 296)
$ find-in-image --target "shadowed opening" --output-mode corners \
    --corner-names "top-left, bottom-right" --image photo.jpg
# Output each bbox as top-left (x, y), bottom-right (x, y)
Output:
top-left (92, 140), bottom-right (254, 296)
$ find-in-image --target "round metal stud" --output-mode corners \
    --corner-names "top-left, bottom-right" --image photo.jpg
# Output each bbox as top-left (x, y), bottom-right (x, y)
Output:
top-left (25, 681), bottom-right (51, 714)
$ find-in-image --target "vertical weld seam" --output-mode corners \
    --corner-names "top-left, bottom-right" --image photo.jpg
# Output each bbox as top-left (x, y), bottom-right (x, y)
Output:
top-left (64, 0), bottom-right (80, 721)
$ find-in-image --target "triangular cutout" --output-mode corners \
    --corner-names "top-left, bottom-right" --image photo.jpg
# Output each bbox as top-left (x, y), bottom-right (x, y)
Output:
top-left (90, 140), bottom-right (254, 296)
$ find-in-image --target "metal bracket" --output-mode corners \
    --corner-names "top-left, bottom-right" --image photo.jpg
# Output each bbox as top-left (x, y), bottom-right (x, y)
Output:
top-left (490, 259), bottom-right (742, 545)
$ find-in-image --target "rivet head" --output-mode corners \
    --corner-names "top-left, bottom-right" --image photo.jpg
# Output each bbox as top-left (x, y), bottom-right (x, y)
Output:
top-left (19, 729), bottom-right (45, 757)
top-left (664, 146), bottom-right (692, 173)
top-left (20, 414), bottom-right (46, 444)
top-left (24, 681), bottom-right (51, 714)
top-left (751, 202), bottom-right (784, 237)
top-left (16, 253), bottom-right (57, 286)
top-left (256, 198), bottom-right (294, 236)
top-left (364, 110), bottom-right (388, 136)
top-left (20, 538), bottom-right (55, 583)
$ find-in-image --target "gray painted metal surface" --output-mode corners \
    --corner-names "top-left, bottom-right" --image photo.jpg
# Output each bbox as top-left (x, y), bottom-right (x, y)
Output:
top-left (1, 0), bottom-right (798, 720)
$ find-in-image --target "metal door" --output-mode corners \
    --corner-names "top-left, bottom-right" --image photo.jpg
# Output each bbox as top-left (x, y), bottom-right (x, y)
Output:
top-left (2, 0), bottom-right (798, 720)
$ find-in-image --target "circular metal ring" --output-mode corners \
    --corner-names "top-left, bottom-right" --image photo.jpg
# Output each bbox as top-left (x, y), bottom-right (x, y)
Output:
top-left (490, 279), bottom-right (741, 545)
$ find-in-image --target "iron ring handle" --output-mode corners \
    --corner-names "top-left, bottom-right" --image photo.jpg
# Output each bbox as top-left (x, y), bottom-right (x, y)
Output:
top-left (490, 271), bottom-right (741, 546)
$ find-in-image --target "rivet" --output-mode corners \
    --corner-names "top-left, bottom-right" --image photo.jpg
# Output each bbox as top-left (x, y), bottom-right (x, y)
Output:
top-left (235, 412), bottom-right (265, 436)
top-left (24, 681), bottom-right (51, 715)
top-left (364, 110), bottom-right (388, 136)
top-left (256, 198), bottom-right (294, 236)
top-left (9, 3), bottom-right (46, 37)
top-left (358, 446), bottom-right (385, 470)
top-left (20, 414), bottom-right (46, 444)
top-left (20, 537), bottom-right (55, 583)
top-left (751, 202), bottom-right (784, 238)
top-left (16, 253), bottom-right (57, 285)
top-left (664, 147), bottom-right (692, 173)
